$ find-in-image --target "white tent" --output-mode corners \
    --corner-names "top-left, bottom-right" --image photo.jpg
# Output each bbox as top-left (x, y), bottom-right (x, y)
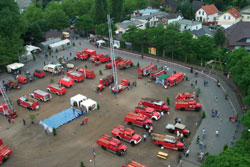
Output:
top-left (70, 94), bottom-right (87, 107)
top-left (6, 63), bottom-right (24, 73)
top-left (25, 45), bottom-right (41, 54)
top-left (49, 39), bottom-right (71, 52)
top-left (80, 99), bottom-right (97, 112)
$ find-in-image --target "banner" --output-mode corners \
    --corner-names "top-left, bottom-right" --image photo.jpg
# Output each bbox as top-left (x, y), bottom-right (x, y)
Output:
top-left (148, 47), bottom-right (156, 55)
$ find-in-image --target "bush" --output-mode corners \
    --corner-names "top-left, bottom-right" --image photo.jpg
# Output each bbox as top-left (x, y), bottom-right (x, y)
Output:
top-left (99, 70), bottom-right (103, 75)
top-left (56, 48), bottom-right (58, 53)
top-left (85, 65), bottom-right (88, 68)
top-left (130, 123), bottom-right (134, 130)
top-left (29, 114), bottom-right (35, 124)
top-left (223, 144), bottom-right (228, 151)
top-left (196, 87), bottom-right (201, 97)
top-left (73, 42), bottom-right (75, 46)
top-left (52, 128), bottom-right (57, 136)
top-left (166, 96), bottom-right (170, 105)
top-left (202, 111), bottom-right (206, 119)
top-left (137, 62), bottom-right (140, 67)
top-left (50, 79), bottom-right (54, 83)
top-left (80, 162), bottom-right (85, 167)
top-left (190, 67), bottom-right (193, 73)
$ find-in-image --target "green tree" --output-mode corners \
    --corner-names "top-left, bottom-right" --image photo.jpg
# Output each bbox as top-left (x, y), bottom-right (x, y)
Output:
top-left (61, 0), bottom-right (77, 19)
top-left (0, 0), bottom-right (26, 68)
top-left (96, 23), bottom-right (115, 36)
top-left (76, 14), bottom-right (95, 37)
top-left (150, 0), bottom-right (162, 9)
top-left (214, 28), bottom-right (226, 48)
top-left (23, 3), bottom-right (44, 24)
top-left (136, 0), bottom-right (149, 9)
top-left (111, 0), bottom-right (123, 21)
top-left (123, 0), bottom-right (137, 15)
top-left (95, 0), bottom-right (108, 24)
top-left (73, 0), bottom-right (94, 18)
top-left (177, 0), bottom-right (194, 20)
top-left (23, 22), bottom-right (43, 44)
top-left (166, 22), bottom-right (180, 32)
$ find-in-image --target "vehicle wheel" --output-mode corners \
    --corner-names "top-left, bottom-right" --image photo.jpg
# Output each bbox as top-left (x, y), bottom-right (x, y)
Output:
top-left (101, 146), bottom-right (106, 150)
top-left (17, 100), bottom-right (20, 105)
top-left (40, 98), bottom-right (43, 101)
top-left (168, 129), bottom-right (174, 133)
top-left (56, 92), bottom-right (59, 96)
top-left (131, 141), bottom-right (135, 146)
top-left (195, 107), bottom-right (200, 112)
top-left (128, 122), bottom-right (132, 125)
top-left (28, 107), bottom-right (32, 110)
top-left (152, 117), bottom-right (157, 121)
top-left (116, 136), bottom-right (121, 140)
top-left (178, 148), bottom-right (184, 151)
top-left (116, 151), bottom-right (122, 156)
top-left (180, 107), bottom-right (185, 111)
top-left (47, 89), bottom-right (51, 92)
top-left (159, 144), bottom-right (163, 148)
top-left (131, 62), bottom-right (133, 67)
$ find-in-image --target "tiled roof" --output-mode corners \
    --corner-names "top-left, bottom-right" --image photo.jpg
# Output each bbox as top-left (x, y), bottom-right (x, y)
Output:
top-left (201, 4), bottom-right (219, 15)
top-left (191, 26), bottom-right (215, 37)
top-left (227, 8), bottom-right (241, 19)
top-left (117, 20), bottom-right (144, 29)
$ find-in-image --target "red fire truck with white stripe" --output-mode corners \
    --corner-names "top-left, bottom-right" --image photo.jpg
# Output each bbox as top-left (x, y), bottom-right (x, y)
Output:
top-left (30, 89), bottom-right (52, 102)
top-left (175, 93), bottom-right (202, 111)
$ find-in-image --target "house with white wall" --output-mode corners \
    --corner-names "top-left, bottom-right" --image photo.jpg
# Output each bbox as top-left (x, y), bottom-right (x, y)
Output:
top-left (195, 4), bottom-right (219, 23)
top-left (176, 19), bottom-right (202, 32)
top-left (240, 7), bottom-right (250, 22)
top-left (218, 8), bottom-right (241, 29)
top-left (116, 20), bottom-right (146, 34)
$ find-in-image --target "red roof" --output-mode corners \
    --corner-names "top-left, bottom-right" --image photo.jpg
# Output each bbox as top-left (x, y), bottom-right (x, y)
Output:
top-left (202, 4), bottom-right (218, 15)
top-left (227, 8), bottom-right (241, 19)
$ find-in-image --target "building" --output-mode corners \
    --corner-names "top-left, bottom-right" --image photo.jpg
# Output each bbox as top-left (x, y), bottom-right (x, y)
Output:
top-left (225, 22), bottom-right (250, 51)
top-left (132, 11), bottom-right (169, 27)
top-left (191, 26), bottom-right (215, 38)
top-left (240, 6), bottom-right (250, 22)
top-left (43, 30), bottom-right (62, 41)
top-left (133, 8), bottom-right (160, 16)
top-left (192, 0), bottom-right (205, 13)
top-left (176, 19), bottom-right (202, 32)
top-left (116, 20), bottom-right (146, 34)
top-left (165, 13), bottom-right (183, 24)
top-left (217, 8), bottom-right (241, 29)
top-left (195, 4), bottom-right (219, 23)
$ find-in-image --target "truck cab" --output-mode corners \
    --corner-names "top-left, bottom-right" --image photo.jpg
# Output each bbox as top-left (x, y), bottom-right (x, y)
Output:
top-left (134, 106), bottom-right (161, 120)
top-left (67, 71), bottom-right (85, 82)
top-left (0, 138), bottom-right (12, 164)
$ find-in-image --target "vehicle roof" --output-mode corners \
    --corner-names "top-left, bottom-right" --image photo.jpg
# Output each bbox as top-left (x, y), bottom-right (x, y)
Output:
top-left (49, 83), bottom-right (63, 89)
top-left (175, 123), bottom-right (185, 129)
top-left (167, 72), bottom-right (184, 80)
top-left (33, 89), bottom-right (49, 96)
top-left (61, 77), bottom-right (73, 81)
top-left (152, 133), bottom-right (176, 143)
top-left (69, 71), bottom-right (83, 77)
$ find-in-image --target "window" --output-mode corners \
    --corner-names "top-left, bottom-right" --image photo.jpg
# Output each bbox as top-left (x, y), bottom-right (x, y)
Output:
top-left (224, 16), bottom-right (226, 19)
top-left (202, 12), bottom-right (204, 15)
top-left (248, 16), bottom-right (250, 19)
top-left (242, 16), bottom-right (244, 19)
top-left (228, 16), bottom-right (230, 20)
top-left (196, 26), bottom-right (198, 29)
top-left (199, 11), bottom-right (201, 15)
top-left (197, 17), bottom-right (199, 20)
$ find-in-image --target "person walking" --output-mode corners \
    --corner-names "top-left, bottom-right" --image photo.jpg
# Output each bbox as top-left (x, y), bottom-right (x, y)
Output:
top-left (202, 128), bottom-right (206, 139)
top-left (23, 119), bottom-right (26, 126)
top-left (199, 140), bottom-right (204, 149)
top-left (196, 135), bottom-right (200, 144)
top-left (148, 129), bottom-right (152, 136)
top-left (215, 96), bottom-right (218, 102)
top-left (62, 69), bottom-right (64, 74)
top-left (195, 80), bottom-right (197, 85)
top-left (143, 134), bottom-right (147, 142)
top-left (84, 117), bottom-right (88, 124)
top-left (8, 118), bottom-right (11, 124)
top-left (216, 129), bottom-right (219, 137)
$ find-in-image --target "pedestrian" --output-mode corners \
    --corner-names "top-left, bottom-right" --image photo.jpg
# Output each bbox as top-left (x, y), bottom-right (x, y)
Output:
top-left (145, 124), bottom-right (149, 130)
top-left (195, 80), bottom-right (197, 85)
top-left (180, 133), bottom-right (184, 143)
top-left (23, 119), bottom-right (26, 126)
top-left (98, 90), bottom-right (102, 97)
top-left (196, 135), bottom-right (200, 144)
top-left (45, 128), bottom-right (48, 135)
top-left (80, 120), bottom-right (85, 126)
top-left (216, 129), bottom-right (219, 137)
top-left (203, 80), bottom-right (206, 86)
top-left (143, 134), bottom-right (147, 141)
top-left (199, 140), bottom-right (204, 149)
top-left (70, 52), bottom-right (72, 56)
top-left (76, 67), bottom-right (78, 71)
top-left (62, 69), bottom-right (64, 74)
top-left (114, 91), bottom-right (117, 98)
top-left (8, 118), bottom-right (11, 124)
top-left (177, 130), bottom-right (180, 137)
top-left (148, 129), bottom-right (151, 136)
top-left (215, 96), bottom-right (218, 102)
top-left (79, 42), bottom-right (81, 45)
top-left (191, 83), bottom-right (193, 88)
top-left (84, 117), bottom-right (88, 124)
top-left (215, 110), bottom-right (218, 117)
top-left (202, 128), bottom-right (206, 139)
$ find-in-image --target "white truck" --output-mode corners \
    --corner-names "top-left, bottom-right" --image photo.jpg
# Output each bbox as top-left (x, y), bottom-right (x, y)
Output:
top-left (43, 64), bottom-right (63, 73)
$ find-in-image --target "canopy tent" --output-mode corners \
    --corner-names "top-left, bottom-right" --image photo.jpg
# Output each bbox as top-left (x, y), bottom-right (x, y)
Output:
top-left (49, 39), bottom-right (71, 52)
top-left (156, 74), bottom-right (170, 85)
top-left (80, 99), bottom-right (97, 113)
top-left (70, 94), bottom-right (87, 107)
top-left (40, 38), bottom-right (61, 48)
top-left (6, 63), bottom-right (24, 73)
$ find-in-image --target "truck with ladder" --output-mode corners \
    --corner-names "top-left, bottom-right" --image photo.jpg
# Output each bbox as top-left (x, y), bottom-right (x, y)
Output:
top-left (0, 138), bottom-right (13, 164)
top-left (137, 63), bottom-right (157, 77)
top-left (150, 67), bottom-right (166, 80)
top-left (121, 161), bottom-right (147, 167)
top-left (151, 133), bottom-right (184, 151)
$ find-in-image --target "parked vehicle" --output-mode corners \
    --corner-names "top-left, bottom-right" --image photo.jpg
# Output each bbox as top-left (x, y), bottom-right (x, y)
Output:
top-left (17, 95), bottom-right (39, 110)
top-left (30, 89), bottom-right (52, 102)
top-left (137, 63), bottom-right (157, 76)
top-left (33, 70), bottom-right (45, 78)
top-left (105, 57), bottom-right (123, 69)
top-left (166, 72), bottom-right (184, 86)
top-left (96, 134), bottom-right (128, 156)
top-left (77, 68), bottom-right (96, 79)
top-left (111, 124), bottom-right (142, 145)
top-left (90, 52), bottom-right (105, 62)
top-left (166, 123), bottom-right (190, 137)
top-left (47, 84), bottom-right (66, 96)
top-left (6, 80), bottom-right (20, 90)
top-left (82, 48), bottom-right (96, 58)
top-left (0, 138), bottom-right (12, 164)
top-left (121, 161), bottom-right (147, 167)
top-left (175, 93), bottom-right (202, 111)
top-left (43, 64), bottom-right (63, 74)
top-left (138, 98), bottom-right (169, 113)
top-left (150, 67), bottom-right (166, 80)
top-left (117, 59), bottom-right (133, 70)
top-left (58, 77), bottom-right (74, 88)
top-left (67, 71), bottom-right (85, 82)
top-left (0, 104), bottom-right (17, 119)
top-left (111, 79), bottom-right (130, 93)
top-left (16, 75), bottom-right (28, 84)
top-left (134, 106), bottom-right (161, 120)
top-left (99, 54), bottom-right (111, 63)
top-left (151, 133), bottom-right (185, 151)
top-left (96, 75), bottom-right (114, 92)
top-left (124, 112), bottom-right (153, 130)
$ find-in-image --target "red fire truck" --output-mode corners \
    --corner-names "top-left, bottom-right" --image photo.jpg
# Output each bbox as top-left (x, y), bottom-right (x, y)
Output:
top-left (111, 79), bottom-right (130, 93)
top-left (122, 161), bottom-right (147, 167)
top-left (59, 77), bottom-right (74, 88)
top-left (117, 59), bottom-right (133, 70)
top-left (30, 89), bottom-right (52, 102)
top-left (47, 84), bottom-right (66, 96)
top-left (33, 69), bottom-right (45, 78)
top-left (77, 68), bottom-right (96, 79)
top-left (111, 124), bottom-right (142, 145)
top-left (0, 138), bottom-right (12, 164)
top-left (67, 71), bottom-right (85, 82)
top-left (150, 67), bottom-right (166, 80)
top-left (134, 106), bottom-right (161, 121)
top-left (96, 75), bottom-right (114, 92)
top-left (175, 93), bottom-right (202, 111)
top-left (166, 123), bottom-right (190, 137)
top-left (96, 134), bottom-right (128, 156)
top-left (165, 72), bottom-right (184, 86)
top-left (151, 133), bottom-right (185, 151)
top-left (90, 52), bottom-right (110, 63)
top-left (138, 98), bottom-right (169, 113)
top-left (105, 57), bottom-right (124, 69)
top-left (0, 104), bottom-right (17, 119)
top-left (99, 54), bottom-right (111, 63)
top-left (124, 112), bottom-right (153, 130)
top-left (137, 63), bottom-right (157, 77)
top-left (82, 48), bottom-right (96, 57)
top-left (16, 75), bottom-right (28, 84)
top-left (17, 95), bottom-right (39, 110)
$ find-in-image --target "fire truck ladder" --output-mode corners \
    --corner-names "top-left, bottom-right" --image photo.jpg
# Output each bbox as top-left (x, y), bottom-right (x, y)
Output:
top-left (107, 14), bottom-right (118, 90)
top-left (0, 82), bottom-right (15, 116)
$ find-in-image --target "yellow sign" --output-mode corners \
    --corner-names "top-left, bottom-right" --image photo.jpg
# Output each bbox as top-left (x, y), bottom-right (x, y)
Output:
top-left (149, 47), bottom-right (156, 55)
